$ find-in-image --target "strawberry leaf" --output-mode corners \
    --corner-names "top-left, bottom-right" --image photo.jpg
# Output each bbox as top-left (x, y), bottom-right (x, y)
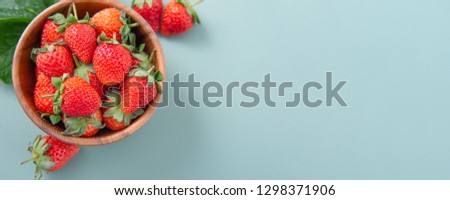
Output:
top-left (73, 55), bottom-right (91, 83)
top-left (156, 81), bottom-right (162, 94)
top-left (49, 115), bottom-right (61, 125)
top-left (0, 20), bottom-right (28, 84)
top-left (51, 77), bottom-right (61, 88)
top-left (0, 7), bottom-right (33, 19)
top-left (154, 71), bottom-right (163, 81)
top-left (132, 53), bottom-right (148, 61)
top-left (147, 74), bottom-right (155, 83)
top-left (0, 0), bottom-right (58, 84)
top-left (138, 43), bottom-right (145, 52)
top-left (48, 13), bottom-right (66, 25)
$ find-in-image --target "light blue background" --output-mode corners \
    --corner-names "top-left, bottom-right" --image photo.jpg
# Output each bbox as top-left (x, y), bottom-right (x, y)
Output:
top-left (1, 0), bottom-right (450, 180)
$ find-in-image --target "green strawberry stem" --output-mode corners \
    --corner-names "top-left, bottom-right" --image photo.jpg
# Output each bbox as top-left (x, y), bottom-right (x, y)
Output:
top-left (66, 3), bottom-right (73, 17)
top-left (40, 94), bottom-right (54, 98)
top-left (190, 0), bottom-right (203, 7)
top-left (20, 157), bottom-right (36, 165)
top-left (147, 65), bottom-right (155, 74)
top-left (128, 23), bottom-right (139, 28)
top-left (71, 3), bottom-right (78, 20)
top-left (73, 54), bottom-right (81, 66)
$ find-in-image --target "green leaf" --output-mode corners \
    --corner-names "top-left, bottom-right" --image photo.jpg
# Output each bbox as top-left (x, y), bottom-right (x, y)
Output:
top-left (147, 74), bottom-right (154, 83)
top-left (83, 12), bottom-right (90, 21)
top-left (46, 44), bottom-right (55, 52)
top-left (138, 43), bottom-right (145, 52)
top-left (120, 24), bottom-right (131, 43)
top-left (74, 66), bottom-right (90, 83)
top-left (39, 160), bottom-right (55, 170)
top-left (155, 81), bottom-right (162, 94)
top-left (51, 77), bottom-right (61, 88)
top-left (113, 110), bottom-right (124, 122)
top-left (192, 11), bottom-right (201, 24)
top-left (14, 0), bottom-right (58, 14)
top-left (128, 32), bottom-right (136, 47)
top-left (103, 107), bottom-right (117, 117)
top-left (49, 115), bottom-right (61, 125)
top-left (154, 71), bottom-right (163, 81)
top-left (139, 60), bottom-right (150, 70)
top-left (63, 117), bottom-right (87, 136)
top-left (132, 108), bottom-right (145, 118)
top-left (0, 7), bottom-right (33, 19)
top-left (56, 24), bottom-right (67, 32)
top-left (132, 53), bottom-right (148, 61)
top-left (66, 14), bottom-right (77, 23)
top-left (48, 13), bottom-right (66, 25)
top-left (124, 115), bottom-right (131, 126)
top-left (133, 0), bottom-right (145, 8)
top-left (0, 20), bottom-right (28, 84)
top-left (133, 69), bottom-right (149, 78)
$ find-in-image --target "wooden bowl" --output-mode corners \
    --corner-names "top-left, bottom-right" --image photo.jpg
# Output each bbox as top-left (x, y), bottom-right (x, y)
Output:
top-left (12, 0), bottom-right (165, 146)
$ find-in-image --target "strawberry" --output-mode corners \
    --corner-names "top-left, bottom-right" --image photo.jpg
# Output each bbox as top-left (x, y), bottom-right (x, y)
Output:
top-left (22, 135), bottom-right (80, 180)
top-left (129, 49), bottom-right (162, 107)
top-left (93, 34), bottom-right (133, 86)
top-left (73, 55), bottom-right (104, 98)
top-left (52, 74), bottom-right (102, 117)
top-left (32, 43), bottom-right (74, 78)
top-left (102, 90), bottom-right (145, 130)
top-left (40, 20), bottom-right (63, 47)
top-left (40, 12), bottom-right (72, 47)
top-left (62, 110), bottom-right (104, 137)
top-left (103, 107), bottom-right (126, 131)
top-left (34, 73), bottom-right (57, 115)
top-left (161, 0), bottom-right (203, 37)
top-left (64, 23), bottom-right (96, 63)
top-left (51, 4), bottom-right (97, 63)
top-left (133, 0), bottom-right (163, 32)
top-left (91, 8), bottom-right (122, 43)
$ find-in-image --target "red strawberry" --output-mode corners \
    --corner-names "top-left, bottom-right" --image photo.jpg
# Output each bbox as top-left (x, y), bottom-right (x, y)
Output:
top-left (93, 38), bottom-right (132, 86)
top-left (91, 8), bottom-right (124, 43)
top-left (161, 0), bottom-right (203, 37)
top-left (62, 110), bottom-right (104, 137)
top-left (34, 73), bottom-right (57, 115)
top-left (33, 44), bottom-right (74, 78)
top-left (57, 4), bottom-right (97, 63)
top-left (22, 135), bottom-right (80, 180)
top-left (103, 107), bottom-right (126, 131)
top-left (52, 75), bottom-right (102, 117)
top-left (133, 0), bottom-right (163, 32)
top-left (102, 90), bottom-right (145, 130)
top-left (73, 55), bottom-right (105, 98)
top-left (40, 20), bottom-right (64, 47)
top-left (64, 24), bottom-right (97, 63)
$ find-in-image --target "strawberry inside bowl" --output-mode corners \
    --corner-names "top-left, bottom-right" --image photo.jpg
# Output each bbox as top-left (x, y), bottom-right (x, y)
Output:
top-left (13, 0), bottom-right (166, 146)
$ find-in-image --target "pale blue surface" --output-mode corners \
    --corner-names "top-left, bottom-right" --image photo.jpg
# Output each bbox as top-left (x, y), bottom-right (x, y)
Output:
top-left (1, 0), bottom-right (450, 179)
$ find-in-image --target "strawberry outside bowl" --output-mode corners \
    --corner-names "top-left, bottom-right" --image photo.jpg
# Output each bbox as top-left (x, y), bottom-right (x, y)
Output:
top-left (12, 0), bottom-right (166, 146)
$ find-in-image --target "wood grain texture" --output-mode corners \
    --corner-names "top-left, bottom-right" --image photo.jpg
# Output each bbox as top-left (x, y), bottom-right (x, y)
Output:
top-left (12, 0), bottom-right (166, 146)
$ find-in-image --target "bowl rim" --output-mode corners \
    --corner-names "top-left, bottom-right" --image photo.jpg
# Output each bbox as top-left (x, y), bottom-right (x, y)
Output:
top-left (12, 0), bottom-right (166, 146)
